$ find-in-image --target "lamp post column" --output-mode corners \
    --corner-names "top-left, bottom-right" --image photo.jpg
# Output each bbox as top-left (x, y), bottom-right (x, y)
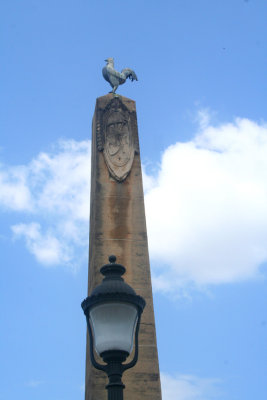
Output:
top-left (104, 353), bottom-right (126, 400)
top-left (106, 375), bottom-right (124, 400)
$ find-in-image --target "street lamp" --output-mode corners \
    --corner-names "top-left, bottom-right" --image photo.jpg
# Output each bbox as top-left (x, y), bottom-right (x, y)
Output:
top-left (81, 255), bottom-right (146, 400)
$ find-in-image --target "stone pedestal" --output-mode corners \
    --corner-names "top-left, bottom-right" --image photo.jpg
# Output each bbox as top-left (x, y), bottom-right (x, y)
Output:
top-left (85, 94), bottom-right (162, 400)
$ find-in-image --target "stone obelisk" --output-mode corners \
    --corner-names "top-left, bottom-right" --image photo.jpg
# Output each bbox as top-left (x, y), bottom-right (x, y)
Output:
top-left (85, 93), bottom-right (162, 400)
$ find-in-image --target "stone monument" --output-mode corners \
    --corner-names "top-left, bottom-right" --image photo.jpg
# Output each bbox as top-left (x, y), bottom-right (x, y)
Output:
top-left (85, 93), bottom-right (162, 400)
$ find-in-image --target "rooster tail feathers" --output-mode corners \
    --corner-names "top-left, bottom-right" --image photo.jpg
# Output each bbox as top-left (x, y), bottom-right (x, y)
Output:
top-left (121, 68), bottom-right (138, 82)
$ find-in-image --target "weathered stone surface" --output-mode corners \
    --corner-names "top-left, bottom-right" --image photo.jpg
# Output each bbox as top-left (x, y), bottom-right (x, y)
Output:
top-left (85, 94), bottom-right (162, 400)
top-left (96, 94), bottom-right (139, 182)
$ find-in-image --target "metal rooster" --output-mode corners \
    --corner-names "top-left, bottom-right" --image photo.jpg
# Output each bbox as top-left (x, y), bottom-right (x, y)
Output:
top-left (102, 58), bottom-right (138, 94)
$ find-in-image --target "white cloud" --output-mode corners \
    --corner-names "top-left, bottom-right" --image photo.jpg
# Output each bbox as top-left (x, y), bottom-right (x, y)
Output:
top-left (145, 117), bottom-right (267, 292)
top-left (196, 108), bottom-right (212, 130)
top-left (30, 140), bottom-right (91, 220)
top-left (2, 116), bottom-right (267, 289)
top-left (0, 166), bottom-right (33, 211)
top-left (161, 372), bottom-right (221, 400)
top-left (4, 139), bottom-right (91, 269)
top-left (12, 222), bottom-right (71, 266)
top-left (142, 165), bottom-right (157, 192)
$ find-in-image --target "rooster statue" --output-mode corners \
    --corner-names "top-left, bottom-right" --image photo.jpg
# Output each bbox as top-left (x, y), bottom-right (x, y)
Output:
top-left (102, 58), bottom-right (138, 94)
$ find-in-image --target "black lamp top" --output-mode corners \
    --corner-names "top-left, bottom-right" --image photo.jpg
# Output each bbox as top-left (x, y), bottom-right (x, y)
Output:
top-left (92, 255), bottom-right (136, 297)
top-left (81, 255), bottom-right (146, 314)
top-left (100, 255), bottom-right (126, 280)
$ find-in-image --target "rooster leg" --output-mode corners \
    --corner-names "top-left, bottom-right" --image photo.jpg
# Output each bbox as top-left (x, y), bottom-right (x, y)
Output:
top-left (112, 85), bottom-right (118, 94)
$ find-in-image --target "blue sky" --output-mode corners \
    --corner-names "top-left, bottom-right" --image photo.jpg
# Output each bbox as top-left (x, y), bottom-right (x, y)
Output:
top-left (1, 1), bottom-right (267, 399)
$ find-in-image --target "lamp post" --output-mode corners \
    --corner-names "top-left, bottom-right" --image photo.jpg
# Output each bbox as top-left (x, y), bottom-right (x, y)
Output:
top-left (81, 255), bottom-right (146, 400)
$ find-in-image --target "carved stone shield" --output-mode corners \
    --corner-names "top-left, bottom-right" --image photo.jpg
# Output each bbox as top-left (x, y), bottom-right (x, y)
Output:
top-left (99, 98), bottom-right (136, 182)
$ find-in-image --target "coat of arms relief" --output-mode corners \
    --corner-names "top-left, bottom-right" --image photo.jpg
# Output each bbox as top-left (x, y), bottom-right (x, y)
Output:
top-left (97, 97), bottom-right (139, 182)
